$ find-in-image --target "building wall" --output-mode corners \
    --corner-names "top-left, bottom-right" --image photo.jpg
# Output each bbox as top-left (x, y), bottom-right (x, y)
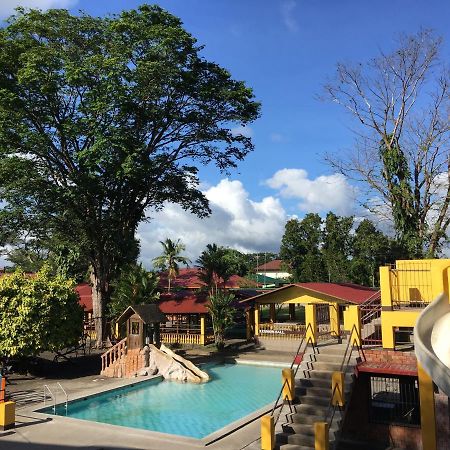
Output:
top-left (256, 270), bottom-right (291, 280)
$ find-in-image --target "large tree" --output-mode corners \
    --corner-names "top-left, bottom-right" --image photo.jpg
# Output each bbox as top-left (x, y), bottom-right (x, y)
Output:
top-left (324, 30), bottom-right (449, 257)
top-left (0, 6), bottom-right (260, 345)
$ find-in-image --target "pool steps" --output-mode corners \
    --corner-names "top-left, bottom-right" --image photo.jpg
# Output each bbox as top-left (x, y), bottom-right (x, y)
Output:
top-left (275, 341), bottom-right (357, 450)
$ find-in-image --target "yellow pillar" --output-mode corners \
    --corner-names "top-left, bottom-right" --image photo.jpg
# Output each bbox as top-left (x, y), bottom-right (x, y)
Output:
top-left (261, 415), bottom-right (274, 450)
top-left (314, 422), bottom-right (329, 450)
top-left (200, 314), bottom-right (205, 345)
top-left (329, 303), bottom-right (340, 338)
top-left (346, 305), bottom-right (361, 346)
top-left (418, 364), bottom-right (436, 450)
top-left (331, 372), bottom-right (345, 407)
top-left (282, 368), bottom-right (295, 402)
top-left (269, 304), bottom-right (276, 322)
top-left (305, 304), bottom-right (317, 345)
top-left (254, 307), bottom-right (260, 336)
top-left (0, 401), bottom-right (15, 431)
top-left (380, 266), bottom-right (393, 309)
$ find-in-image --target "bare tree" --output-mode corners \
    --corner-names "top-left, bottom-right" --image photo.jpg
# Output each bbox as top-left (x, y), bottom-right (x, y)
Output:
top-left (324, 30), bottom-right (449, 257)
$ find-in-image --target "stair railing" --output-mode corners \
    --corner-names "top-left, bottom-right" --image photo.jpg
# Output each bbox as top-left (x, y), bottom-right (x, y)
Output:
top-left (270, 323), bottom-right (317, 426)
top-left (324, 324), bottom-right (364, 446)
top-left (360, 290), bottom-right (381, 325)
top-left (43, 384), bottom-right (56, 413)
top-left (101, 337), bottom-right (127, 372)
top-left (57, 382), bottom-right (68, 413)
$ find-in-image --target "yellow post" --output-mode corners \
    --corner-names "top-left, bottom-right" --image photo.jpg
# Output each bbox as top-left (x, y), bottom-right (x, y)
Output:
top-left (254, 307), bottom-right (260, 336)
top-left (329, 303), bottom-right (340, 338)
top-left (331, 372), bottom-right (345, 407)
top-left (314, 422), bottom-right (329, 450)
top-left (305, 304), bottom-right (317, 345)
top-left (346, 305), bottom-right (361, 346)
top-left (269, 304), bottom-right (276, 322)
top-left (261, 415), bottom-right (274, 450)
top-left (200, 314), bottom-right (205, 345)
top-left (282, 368), bottom-right (295, 402)
top-left (0, 401), bottom-right (15, 431)
top-left (379, 266), bottom-right (392, 309)
top-left (418, 364), bottom-right (437, 450)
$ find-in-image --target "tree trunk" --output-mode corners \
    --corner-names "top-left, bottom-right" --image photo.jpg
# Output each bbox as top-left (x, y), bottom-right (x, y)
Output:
top-left (90, 264), bottom-right (109, 348)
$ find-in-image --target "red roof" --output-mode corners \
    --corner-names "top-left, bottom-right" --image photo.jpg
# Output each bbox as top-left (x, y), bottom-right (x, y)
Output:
top-left (76, 283), bottom-right (93, 312)
top-left (158, 268), bottom-right (258, 290)
top-left (256, 259), bottom-right (285, 271)
top-left (297, 282), bottom-right (380, 305)
top-left (241, 282), bottom-right (380, 305)
top-left (159, 290), bottom-right (209, 314)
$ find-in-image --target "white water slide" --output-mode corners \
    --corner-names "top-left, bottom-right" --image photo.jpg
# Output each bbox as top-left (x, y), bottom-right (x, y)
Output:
top-left (414, 293), bottom-right (450, 397)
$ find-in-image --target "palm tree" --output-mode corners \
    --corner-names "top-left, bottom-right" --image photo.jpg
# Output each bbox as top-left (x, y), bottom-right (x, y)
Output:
top-left (207, 290), bottom-right (235, 350)
top-left (152, 238), bottom-right (191, 292)
top-left (196, 243), bottom-right (235, 293)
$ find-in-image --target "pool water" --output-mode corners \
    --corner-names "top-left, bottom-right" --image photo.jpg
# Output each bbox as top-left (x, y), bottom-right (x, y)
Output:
top-left (44, 363), bottom-right (281, 439)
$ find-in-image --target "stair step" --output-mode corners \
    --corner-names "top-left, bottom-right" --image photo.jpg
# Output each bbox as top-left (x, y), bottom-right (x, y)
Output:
top-left (282, 421), bottom-right (340, 436)
top-left (279, 444), bottom-right (314, 450)
top-left (297, 394), bottom-right (330, 407)
top-left (308, 353), bottom-right (344, 363)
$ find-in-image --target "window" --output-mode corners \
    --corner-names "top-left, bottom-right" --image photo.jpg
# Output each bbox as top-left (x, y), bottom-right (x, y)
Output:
top-left (131, 321), bottom-right (140, 335)
top-left (369, 375), bottom-right (420, 426)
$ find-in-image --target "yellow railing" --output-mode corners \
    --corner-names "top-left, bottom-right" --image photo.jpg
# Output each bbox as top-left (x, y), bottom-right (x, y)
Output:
top-left (161, 333), bottom-right (213, 345)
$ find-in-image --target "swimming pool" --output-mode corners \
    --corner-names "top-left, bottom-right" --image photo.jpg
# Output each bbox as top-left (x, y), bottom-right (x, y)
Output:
top-left (41, 363), bottom-right (281, 439)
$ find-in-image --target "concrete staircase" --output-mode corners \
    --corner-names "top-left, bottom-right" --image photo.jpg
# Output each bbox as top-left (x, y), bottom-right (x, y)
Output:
top-left (275, 342), bottom-right (358, 450)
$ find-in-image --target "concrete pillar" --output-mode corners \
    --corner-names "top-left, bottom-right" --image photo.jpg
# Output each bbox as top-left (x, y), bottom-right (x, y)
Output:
top-left (331, 371), bottom-right (345, 407)
top-left (200, 314), bottom-right (205, 345)
top-left (282, 368), bottom-right (295, 402)
top-left (329, 303), bottom-right (340, 338)
top-left (261, 415), bottom-right (274, 450)
top-left (346, 305), bottom-right (361, 346)
top-left (305, 304), bottom-right (317, 345)
top-left (380, 266), bottom-right (393, 309)
top-left (314, 422), bottom-right (329, 450)
top-left (289, 303), bottom-right (296, 320)
top-left (0, 401), bottom-right (15, 431)
top-left (418, 363), bottom-right (437, 450)
top-left (269, 304), bottom-right (276, 322)
top-left (254, 307), bottom-right (260, 336)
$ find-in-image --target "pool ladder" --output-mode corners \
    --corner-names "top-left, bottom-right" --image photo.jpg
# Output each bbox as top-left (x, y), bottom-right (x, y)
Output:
top-left (43, 382), bottom-right (68, 414)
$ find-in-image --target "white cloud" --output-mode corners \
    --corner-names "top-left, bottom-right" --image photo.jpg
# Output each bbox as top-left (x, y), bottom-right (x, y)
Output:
top-left (138, 179), bottom-right (286, 268)
top-left (231, 125), bottom-right (253, 138)
top-left (266, 168), bottom-right (357, 215)
top-left (0, 0), bottom-right (77, 18)
top-left (281, 0), bottom-right (299, 32)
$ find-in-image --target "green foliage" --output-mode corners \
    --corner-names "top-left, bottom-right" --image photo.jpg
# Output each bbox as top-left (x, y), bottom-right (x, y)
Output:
top-left (152, 238), bottom-right (190, 292)
top-left (108, 264), bottom-right (160, 321)
top-left (207, 290), bottom-right (236, 350)
top-left (0, 266), bottom-right (83, 357)
top-left (0, 6), bottom-right (259, 342)
top-left (379, 139), bottom-right (423, 258)
top-left (322, 212), bottom-right (354, 283)
top-left (280, 214), bottom-right (325, 282)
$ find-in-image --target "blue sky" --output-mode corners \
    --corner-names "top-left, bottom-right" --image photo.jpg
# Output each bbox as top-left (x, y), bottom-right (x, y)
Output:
top-left (1, 1), bottom-right (449, 265)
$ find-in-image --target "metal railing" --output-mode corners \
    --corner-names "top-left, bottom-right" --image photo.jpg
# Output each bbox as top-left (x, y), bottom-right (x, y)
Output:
top-left (43, 385), bottom-right (56, 413)
top-left (360, 291), bottom-right (382, 346)
top-left (57, 382), bottom-right (68, 413)
top-left (270, 323), bottom-right (317, 426)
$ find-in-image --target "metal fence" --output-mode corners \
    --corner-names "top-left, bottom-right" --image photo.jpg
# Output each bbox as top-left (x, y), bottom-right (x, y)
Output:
top-left (369, 375), bottom-right (420, 426)
top-left (389, 261), bottom-right (433, 309)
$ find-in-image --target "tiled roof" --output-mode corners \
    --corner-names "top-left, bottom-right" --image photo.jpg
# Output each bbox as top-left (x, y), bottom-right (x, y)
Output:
top-left (241, 282), bottom-right (380, 305)
top-left (159, 290), bottom-right (209, 314)
top-left (297, 282), bottom-right (380, 304)
top-left (256, 259), bottom-right (285, 271)
top-left (158, 268), bottom-right (258, 290)
top-left (357, 361), bottom-right (417, 377)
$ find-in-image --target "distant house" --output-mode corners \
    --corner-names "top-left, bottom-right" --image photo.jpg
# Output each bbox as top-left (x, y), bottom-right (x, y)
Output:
top-left (256, 259), bottom-right (291, 280)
